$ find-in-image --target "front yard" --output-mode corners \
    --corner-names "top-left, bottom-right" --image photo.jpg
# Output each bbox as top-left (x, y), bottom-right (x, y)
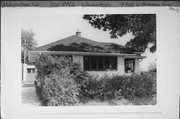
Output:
top-left (33, 55), bottom-right (157, 106)
top-left (76, 96), bottom-right (156, 106)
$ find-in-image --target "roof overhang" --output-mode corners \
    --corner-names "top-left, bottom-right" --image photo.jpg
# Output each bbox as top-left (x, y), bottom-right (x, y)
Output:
top-left (28, 51), bottom-right (146, 62)
top-left (124, 55), bottom-right (147, 59)
top-left (134, 52), bottom-right (144, 54)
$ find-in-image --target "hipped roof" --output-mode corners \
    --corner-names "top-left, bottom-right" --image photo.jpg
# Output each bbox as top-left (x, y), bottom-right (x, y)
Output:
top-left (34, 35), bottom-right (140, 54)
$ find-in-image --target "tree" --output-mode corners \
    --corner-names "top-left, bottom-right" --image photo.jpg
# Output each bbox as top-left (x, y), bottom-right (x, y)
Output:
top-left (83, 14), bottom-right (156, 53)
top-left (21, 29), bottom-right (37, 64)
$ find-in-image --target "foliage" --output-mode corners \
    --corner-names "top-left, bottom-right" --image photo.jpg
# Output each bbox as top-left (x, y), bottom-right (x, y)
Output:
top-left (35, 54), bottom-right (156, 105)
top-left (35, 55), bottom-right (88, 106)
top-left (21, 29), bottom-right (37, 64)
top-left (79, 72), bottom-right (156, 101)
top-left (83, 14), bottom-right (156, 52)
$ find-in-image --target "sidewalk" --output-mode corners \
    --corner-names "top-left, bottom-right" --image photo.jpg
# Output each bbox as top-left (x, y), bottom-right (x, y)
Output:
top-left (21, 83), bottom-right (41, 106)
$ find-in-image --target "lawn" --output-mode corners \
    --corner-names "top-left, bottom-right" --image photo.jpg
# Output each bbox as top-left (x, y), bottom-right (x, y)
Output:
top-left (76, 96), bottom-right (156, 106)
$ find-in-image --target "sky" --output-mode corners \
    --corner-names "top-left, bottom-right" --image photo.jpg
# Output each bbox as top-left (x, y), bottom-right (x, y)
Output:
top-left (21, 14), bottom-right (156, 71)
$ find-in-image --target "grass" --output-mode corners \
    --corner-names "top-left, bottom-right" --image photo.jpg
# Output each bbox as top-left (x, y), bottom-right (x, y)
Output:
top-left (76, 96), bottom-right (156, 106)
top-left (129, 96), bottom-right (156, 105)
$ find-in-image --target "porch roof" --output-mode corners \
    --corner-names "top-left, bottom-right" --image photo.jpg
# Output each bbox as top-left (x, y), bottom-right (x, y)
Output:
top-left (28, 51), bottom-right (146, 62)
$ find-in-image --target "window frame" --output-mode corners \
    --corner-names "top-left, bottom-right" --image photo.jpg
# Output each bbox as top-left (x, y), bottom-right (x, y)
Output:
top-left (27, 68), bottom-right (31, 73)
top-left (83, 56), bottom-right (117, 71)
top-left (27, 68), bottom-right (36, 73)
top-left (124, 58), bottom-right (135, 73)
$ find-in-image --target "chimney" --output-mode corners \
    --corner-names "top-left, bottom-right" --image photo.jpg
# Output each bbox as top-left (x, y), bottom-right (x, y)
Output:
top-left (76, 30), bottom-right (81, 37)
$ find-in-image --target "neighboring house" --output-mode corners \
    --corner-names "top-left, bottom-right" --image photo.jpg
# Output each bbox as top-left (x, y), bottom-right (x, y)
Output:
top-left (27, 31), bottom-right (146, 81)
top-left (22, 64), bottom-right (37, 83)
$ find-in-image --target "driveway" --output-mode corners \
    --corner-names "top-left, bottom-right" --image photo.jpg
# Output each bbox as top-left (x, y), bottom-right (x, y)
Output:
top-left (21, 83), bottom-right (41, 106)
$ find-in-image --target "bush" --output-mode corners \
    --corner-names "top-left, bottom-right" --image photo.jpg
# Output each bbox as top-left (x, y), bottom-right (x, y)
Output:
top-left (35, 55), bottom-right (88, 106)
top-left (35, 54), bottom-right (156, 105)
top-left (79, 72), bottom-right (156, 101)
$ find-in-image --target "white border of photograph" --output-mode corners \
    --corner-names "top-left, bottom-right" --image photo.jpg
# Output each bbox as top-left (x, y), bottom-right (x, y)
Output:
top-left (2, 6), bottom-right (179, 119)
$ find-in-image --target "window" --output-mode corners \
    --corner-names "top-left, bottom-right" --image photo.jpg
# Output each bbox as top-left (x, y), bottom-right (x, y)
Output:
top-left (84, 56), bottom-right (117, 71)
top-left (32, 69), bottom-right (35, 73)
top-left (27, 68), bottom-right (31, 73)
top-left (27, 68), bottom-right (36, 73)
top-left (124, 59), bottom-right (135, 73)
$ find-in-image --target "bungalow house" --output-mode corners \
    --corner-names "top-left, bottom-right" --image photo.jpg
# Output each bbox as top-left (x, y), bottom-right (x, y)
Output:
top-left (26, 31), bottom-right (145, 82)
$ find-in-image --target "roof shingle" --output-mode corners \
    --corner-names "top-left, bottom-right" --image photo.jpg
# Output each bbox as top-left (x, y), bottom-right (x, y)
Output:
top-left (34, 35), bottom-right (138, 54)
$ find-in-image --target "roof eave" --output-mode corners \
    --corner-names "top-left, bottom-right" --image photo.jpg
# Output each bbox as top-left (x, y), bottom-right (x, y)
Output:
top-left (28, 51), bottom-right (141, 56)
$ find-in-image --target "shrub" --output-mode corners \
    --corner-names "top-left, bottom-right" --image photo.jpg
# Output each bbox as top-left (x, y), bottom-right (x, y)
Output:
top-left (78, 72), bottom-right (156, 101)
top-left (41, 72), bottom-right (79, 106)
top-left (35, 55), bottom-right (88, 106)
top-left (35, 54), bottom-right (156, 105)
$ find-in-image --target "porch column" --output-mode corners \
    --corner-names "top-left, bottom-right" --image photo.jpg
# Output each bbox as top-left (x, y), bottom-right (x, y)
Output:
top-left (134, 59), bottom-right (140, 73)
top-left (117, 56), bottom-right (124, 74)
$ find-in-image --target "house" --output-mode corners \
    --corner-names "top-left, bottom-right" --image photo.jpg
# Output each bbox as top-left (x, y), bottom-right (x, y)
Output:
top-left (27, 31), bottom-right (146, 81)
top-left (22, 64), bottom-right (36, 83)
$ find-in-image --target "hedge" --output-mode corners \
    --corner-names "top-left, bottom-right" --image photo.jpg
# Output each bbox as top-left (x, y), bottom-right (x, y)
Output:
top-left (35, 55), bottom-right (89, 106)
top-left (79, 72), bottom-right (156, 101)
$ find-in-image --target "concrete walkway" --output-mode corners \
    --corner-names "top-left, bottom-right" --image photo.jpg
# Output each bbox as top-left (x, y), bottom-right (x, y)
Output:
top-left (21, 83), bottom-right (41, 106)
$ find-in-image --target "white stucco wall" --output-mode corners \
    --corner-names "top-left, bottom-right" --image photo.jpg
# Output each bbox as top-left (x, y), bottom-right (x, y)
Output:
top-left (87, 57), bottom-right (140, 76)
top-left (22, 64), bottom-right (36, 84)
top-left (73, 55), bottom-right (84, 70)
top-left (117, 56), bottom-right (124, 74)
top-left (134, 59), bottom-right (140, 73)
top-left (72, 56), bottom-right (142, 76)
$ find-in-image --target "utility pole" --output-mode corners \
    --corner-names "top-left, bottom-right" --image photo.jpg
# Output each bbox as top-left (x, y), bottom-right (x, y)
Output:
top-left (24, 39), bottom-right (26, 64)
top-left (23, 39), bottom-right (27, 82)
